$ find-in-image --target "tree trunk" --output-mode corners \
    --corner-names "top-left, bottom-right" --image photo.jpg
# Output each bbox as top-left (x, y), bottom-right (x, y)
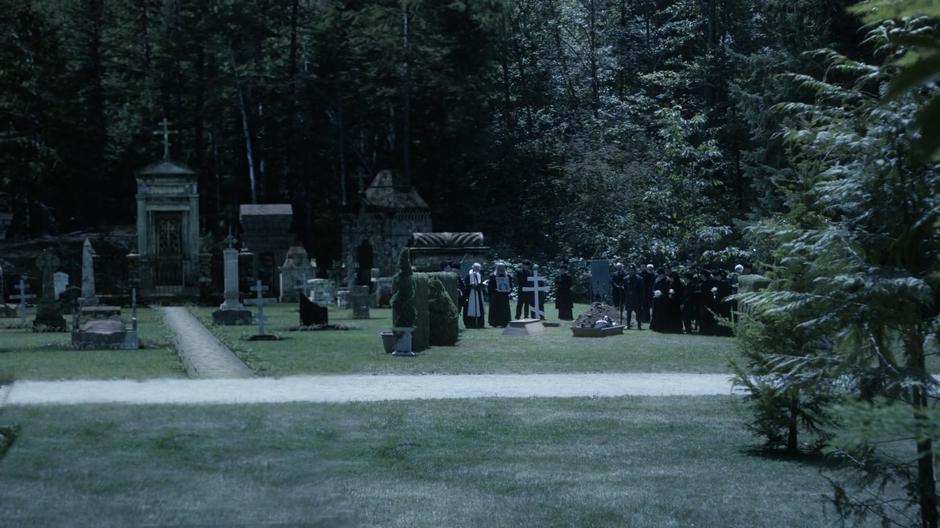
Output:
top-left (236, 77), bottom-right (258, 204)
top-left (909, 335), bottom-right (939, 528)
top-left (787, 391), bottom-right (799, 454)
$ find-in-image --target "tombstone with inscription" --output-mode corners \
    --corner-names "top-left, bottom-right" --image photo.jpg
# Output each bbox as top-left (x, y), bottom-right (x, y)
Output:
top-left (33, 250), bottom-right (67, 331)
top-left (213, 233), bottom-right (252, 325)
top-left (279, 245), bottom-right (314, 303)
top-left (349, 285), bottom-right (371, 319)
top-left (590, 259), bottom-right (612, 304)
top-left (307, 278), bottom-right (334, 304)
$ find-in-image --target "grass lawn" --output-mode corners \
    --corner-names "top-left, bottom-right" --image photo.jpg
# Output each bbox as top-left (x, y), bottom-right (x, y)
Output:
top-left (0, 395), bottom-right (863, 527)
top-left (0, 308), bottom-right (184, 381)
top-left (190, 303), bottom-right (740, 376)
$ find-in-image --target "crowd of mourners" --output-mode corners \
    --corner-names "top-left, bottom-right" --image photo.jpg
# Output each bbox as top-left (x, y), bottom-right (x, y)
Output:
top-left (445, 260), bottom-right (748, 336)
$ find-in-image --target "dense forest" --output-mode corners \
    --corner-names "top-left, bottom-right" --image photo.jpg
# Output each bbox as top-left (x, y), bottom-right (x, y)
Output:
top-left (0, 0), bottom-right (930, 268)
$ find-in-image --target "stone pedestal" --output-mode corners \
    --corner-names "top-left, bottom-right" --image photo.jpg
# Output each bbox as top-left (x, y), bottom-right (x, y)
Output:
top-left (213, 247), bottom-right (251, 325)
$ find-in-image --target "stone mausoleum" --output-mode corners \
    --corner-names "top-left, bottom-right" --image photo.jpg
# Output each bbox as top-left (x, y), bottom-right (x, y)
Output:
top-left (240, 204), bottom-right (294, 299)
top-left (128, 160), bottom-right (202, 297)
top-left (342, 170), bottom-right (432, 276)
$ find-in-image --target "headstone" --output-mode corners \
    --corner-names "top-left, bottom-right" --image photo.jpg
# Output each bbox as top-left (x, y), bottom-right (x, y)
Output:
top-left (244, 280), bottom-right (276, 340)
top-left (336, 289), bottom-right (350, 309)
top-left (590, 259), bottom-right (612, 304)
top-left (10, 278), bottom-right (35, 322)
top-left (307, 278), bottom-right (334, 304)
top-left (79, 238), bottom-right (98, 306)
top-left (349, 285), bottom-right (371, 319)
top-left (522, 264), bottom-right (551, 320)
top-left (53, 272), bottom-right (69, 300)
top-left (279, 245), bottom-right (314, 303)
top-left (33, 250), bottom-right (67, 331)
top-left (71, 288), bottom-right (138, 349)
top-left (213, 233), bottom-right (252, 325)
top-left (299, 295), bottom-right (329, 326)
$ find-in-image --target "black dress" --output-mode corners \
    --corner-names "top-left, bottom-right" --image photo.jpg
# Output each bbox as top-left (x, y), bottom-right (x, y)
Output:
top-left (487, 273), bottom-right (513, 327)
top-left (554, 272), bottom-right (574, 320)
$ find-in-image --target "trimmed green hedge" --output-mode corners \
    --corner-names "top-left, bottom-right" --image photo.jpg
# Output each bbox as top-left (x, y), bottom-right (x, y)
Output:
top-left (413, 275), bottom-right (430, 352)
top-left (424, 271), bottom-right (459, 308)
top-left (428, 277), bottom-right (459, 346)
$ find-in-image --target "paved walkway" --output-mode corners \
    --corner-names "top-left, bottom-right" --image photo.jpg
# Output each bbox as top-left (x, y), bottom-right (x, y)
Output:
top-left (0, 373), bottom-right (739, 406)
top-left (161, 307), bottom-right (253, 379)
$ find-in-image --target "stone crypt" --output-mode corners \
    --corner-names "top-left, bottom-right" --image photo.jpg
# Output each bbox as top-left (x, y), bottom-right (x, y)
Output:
top-left (128, 120), bottom-right (202, 298)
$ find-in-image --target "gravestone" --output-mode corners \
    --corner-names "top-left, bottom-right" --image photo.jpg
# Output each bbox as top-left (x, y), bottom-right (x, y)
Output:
top-left (244, 280), bottom-right (277, 340)
top-left (374, 277), bottom-right (394, 308)
top-left (336, 289), bottom-right (350, 309)
top-left (72, 288), bottom-right (139, 350)
top-left (34, 250), bottom-right (67, 331)
top-left (307, 278), bottom-right (334, 304)
top-left (349, 285), bottom-right (371, 319)
top-left (10, 278), bottom-right (35, 322)
top-left (590, 259), bottom-right (612, 304)
top-left (279, 245), bottom-right (314, 303)
top-left (523, 264), bottom-right (550, 320)
top-left (79, 238), bottom-right (98, 306)
top-left (299, 295), bottom-right (329, 326)
top-left (53, 272), bottom-right (69, 300)
top-left (213, 233), bottom-right (252, 325)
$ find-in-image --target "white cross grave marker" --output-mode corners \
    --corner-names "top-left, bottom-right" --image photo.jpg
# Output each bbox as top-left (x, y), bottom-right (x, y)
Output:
top-left (245, 280), bottom-right (270, 336)
top-left (523, 264), bottom-right (551, 320)
top-left (11, 278), bottom-right (36, 322)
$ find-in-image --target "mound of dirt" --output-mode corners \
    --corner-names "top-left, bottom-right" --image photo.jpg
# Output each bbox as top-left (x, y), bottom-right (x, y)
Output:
top-left (574, 302), bottom-right (623, 327)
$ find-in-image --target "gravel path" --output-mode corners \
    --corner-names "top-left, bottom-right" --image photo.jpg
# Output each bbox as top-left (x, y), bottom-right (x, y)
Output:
top-left (1, 373), bottom-right (740, 406)
top-left (161, 307), bottom-right (253, 379)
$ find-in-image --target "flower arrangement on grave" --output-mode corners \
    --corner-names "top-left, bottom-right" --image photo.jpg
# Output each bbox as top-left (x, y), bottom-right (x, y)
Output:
top-left (391, 248), bottom-right (416, 329)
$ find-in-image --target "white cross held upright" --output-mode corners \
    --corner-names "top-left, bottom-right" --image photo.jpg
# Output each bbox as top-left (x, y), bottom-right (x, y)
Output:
top-left (11, 278), bottom-right (35, 322)
top-left (523, 264), bottom-right (551, 320)
top-left (245, 280), bottom-right (271, 335)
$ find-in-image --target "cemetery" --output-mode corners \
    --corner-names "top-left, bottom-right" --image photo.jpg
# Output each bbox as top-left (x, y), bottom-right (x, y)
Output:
top-left (1, 1), bottom-right (939, 526)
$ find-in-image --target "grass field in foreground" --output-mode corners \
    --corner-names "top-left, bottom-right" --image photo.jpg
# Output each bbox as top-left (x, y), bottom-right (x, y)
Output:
top-left (0, 396), bottom-right (865, 528)
top-left (190, 303), bottom-right (740, 376)
top-left (0, 307), bottom-right (183, 381)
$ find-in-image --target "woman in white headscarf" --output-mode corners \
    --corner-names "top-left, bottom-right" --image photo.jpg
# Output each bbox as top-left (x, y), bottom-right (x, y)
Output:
top-left (464, 263), bottom-right (485, 329)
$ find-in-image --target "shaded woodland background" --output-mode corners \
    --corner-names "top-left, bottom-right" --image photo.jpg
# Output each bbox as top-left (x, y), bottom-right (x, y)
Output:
top-left (1, 0), bottom-right (864, 267)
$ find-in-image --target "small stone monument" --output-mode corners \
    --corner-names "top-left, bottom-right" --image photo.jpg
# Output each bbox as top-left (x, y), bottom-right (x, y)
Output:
top-left (79, 238), bottom-right (98, 306)
top-left (10, 278), bottom-right (35, 322)
top-left (33, 250), bottom-right (67, 331)
top-left (349, 285), bottom-right (371, 319)
top-left (336, 289), bottom-right (350, 308)
top-left (245, 280), bottom-right (277, 340)
top-left (53, 272), bottom-right (69, 300)
top-left (279, 246), bottom-right (315, 303)
top-left (307, 278), bottom-right (334, 304)
top-left (71, 289), bottom-right (139, 350)
top-left (213, 232), bottom-right (252, 325)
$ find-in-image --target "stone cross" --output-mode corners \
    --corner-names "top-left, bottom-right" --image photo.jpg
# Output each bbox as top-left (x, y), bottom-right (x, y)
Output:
top-left (11, 278), bottom-right (35, 321)
top-left (245, 280), bottom-right (271, 336)
top-left (224, 228), bottom-right (236, 249)
top-left (80, 238), bottom-right (98, 307)
top-left (523, 264), bottom-right (550, 320)
top-left (152, 117), bottom-right (178, 160)
top-left (36, 250), bottom-right (59, 302)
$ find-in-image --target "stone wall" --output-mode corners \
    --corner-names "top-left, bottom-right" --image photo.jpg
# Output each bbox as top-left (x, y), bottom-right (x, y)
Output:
top-left (342, 210), bottom-right (432, 276)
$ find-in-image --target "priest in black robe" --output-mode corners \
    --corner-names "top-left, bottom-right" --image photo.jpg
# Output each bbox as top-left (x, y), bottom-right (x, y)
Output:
top-left (611, 262), bottom-right (628, 309)
top-left (554, 265), bottom-right (574, 320)
top-left (625, 265), bottom-right (644, 329)
top-left (464, 263), bottom-right (485, 329)
top-left (487, 263), bottom-right (513, 327)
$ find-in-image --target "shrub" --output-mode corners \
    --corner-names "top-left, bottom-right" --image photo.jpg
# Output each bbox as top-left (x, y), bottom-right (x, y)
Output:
top-left (412, 274), bottom-right (430, 352)
top-left (428, 277), bottom-right (459, 346)
top-left (391, 249), bottom-right (415, 328)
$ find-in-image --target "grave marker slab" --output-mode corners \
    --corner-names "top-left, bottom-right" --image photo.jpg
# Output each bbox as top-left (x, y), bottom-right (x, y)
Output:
top-left (590, 259), bottom-right (612, 304)
top-left (34, 250), bottom-right (66, 331)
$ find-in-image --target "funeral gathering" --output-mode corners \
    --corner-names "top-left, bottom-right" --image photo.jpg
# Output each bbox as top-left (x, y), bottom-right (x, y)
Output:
top-left (1, 1), bottom-right (938, 527)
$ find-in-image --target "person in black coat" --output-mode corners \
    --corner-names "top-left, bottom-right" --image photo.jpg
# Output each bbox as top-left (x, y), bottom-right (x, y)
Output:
top-left (715, 270), bottom-right (734, 336)
top-left (641, 264), bottom-right (656, 323)
top-left (682, 271), bottom-right (703, 334)
top-left (624, 265), bottom-right (644, 330)
top-left (611, 262), bottom-right (628, 309)
top-left (699, 269), bottom-right (719, 335)
top-left (554, 265), bottom-right (574, 320)
top-left (666, 271), bottom-right (684, 333)
top-left (515, 260), bottom-right (533, 319)
top-left (487, 263), bottom-right (513, 327)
